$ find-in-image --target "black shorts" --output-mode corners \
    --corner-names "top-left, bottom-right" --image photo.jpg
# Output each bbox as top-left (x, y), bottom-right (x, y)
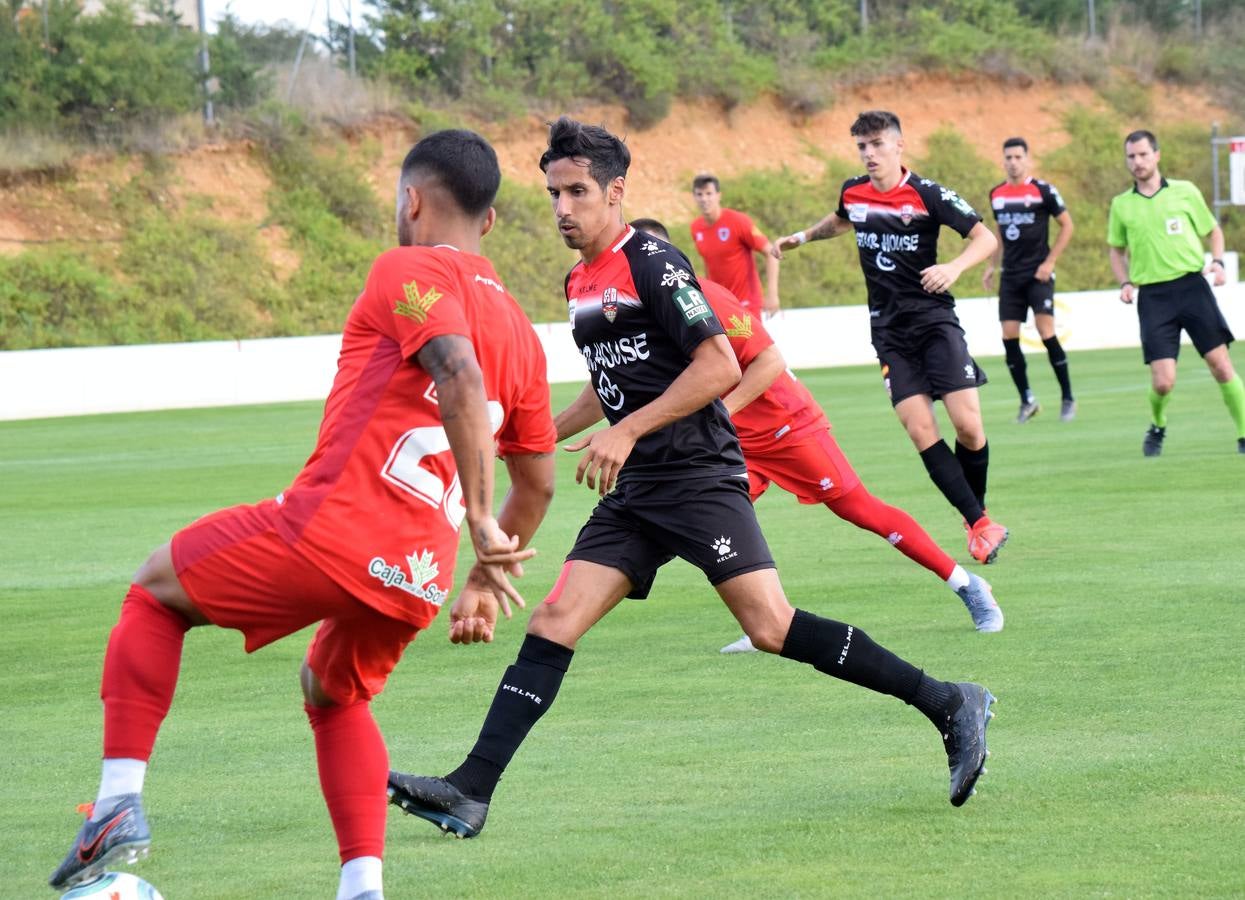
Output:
top-left (1137, 271), bottom-right (1234, 364)
top-left (998, 273), bottom-right (1056, 322)
top-left (566, 475), bottom-right (775, 599)
top-left (873, 320), bottom-right (988, 406)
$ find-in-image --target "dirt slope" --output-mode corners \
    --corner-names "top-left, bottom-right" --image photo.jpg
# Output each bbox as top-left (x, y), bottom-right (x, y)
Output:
top-left (0, 76), bottom-right (1229, 263)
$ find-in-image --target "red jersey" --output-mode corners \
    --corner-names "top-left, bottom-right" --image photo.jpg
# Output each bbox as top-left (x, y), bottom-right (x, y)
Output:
top-left (273, 245), bottom-right (556, 628)
top-left (700, 279), bottom-right (827, 454)
top-left (689, 208), bottom-right (768, 308)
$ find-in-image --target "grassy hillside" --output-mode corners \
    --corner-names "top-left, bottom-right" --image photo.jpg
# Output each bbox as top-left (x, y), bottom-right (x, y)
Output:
top-left (2, 98), bottom-right (1241, 349)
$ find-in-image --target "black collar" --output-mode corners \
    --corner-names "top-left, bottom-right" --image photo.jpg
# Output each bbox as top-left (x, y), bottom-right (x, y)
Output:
top-left (1133, 177), bottom-right (1169, 198)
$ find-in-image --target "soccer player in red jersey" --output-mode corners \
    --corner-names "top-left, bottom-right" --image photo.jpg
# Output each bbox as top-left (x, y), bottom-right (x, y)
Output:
top-left (49, 130), bottom-right (558, 899)
top-left (630, 216), bottom-right (1003, 649)
top-left (690, 174), bottom-right (781, 315)
top-left (982, 137), bottom-right (1077, 423)
top-left (774, 110), bottom-right (1009, 566)
top-left (387, 117), bottom-right (997, 839)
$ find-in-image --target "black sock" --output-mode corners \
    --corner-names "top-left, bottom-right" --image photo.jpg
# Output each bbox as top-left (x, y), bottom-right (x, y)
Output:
top-left (919, 440), bottom-right (984, 523)
top-left (1003, 337), bottom-right (1031, 403)
top-left (446, 634), bottom-right (574, 801)
top-left (954, 440), bottom-right (989, 512)
top-left (779, 609), bottom-right (956, 725)
top-left (1043, 335), bottom-right (1073, 401)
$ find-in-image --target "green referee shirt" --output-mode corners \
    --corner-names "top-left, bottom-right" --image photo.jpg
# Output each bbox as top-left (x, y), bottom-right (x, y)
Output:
top-left (1106, 178), bottom-right (1216, 286)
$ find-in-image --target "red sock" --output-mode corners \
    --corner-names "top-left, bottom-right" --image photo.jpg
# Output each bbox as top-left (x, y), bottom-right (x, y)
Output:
top-left (827, 486), bottom-right (956, 581)
top-left (306, 701), bottom-right (388, 863)
top-left (101, 584), bottom-right (191, 761)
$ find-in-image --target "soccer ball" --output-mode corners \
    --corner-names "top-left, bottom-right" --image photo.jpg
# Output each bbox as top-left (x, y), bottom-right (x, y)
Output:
top-left (60, 871), bottom-right (164, 900)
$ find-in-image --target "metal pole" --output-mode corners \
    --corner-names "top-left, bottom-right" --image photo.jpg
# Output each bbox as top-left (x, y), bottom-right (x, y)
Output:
top-left (1087, 0), bottom-right (1096, 39)
top-left (860, 0), bottom-right (868, 33)
top-left (1194, 0), bottom-right (1202, 38)
top-left (197, 0), bottom-right (214, 125)
top-left (1211, 122), bottom-right (1221, 224)
top-left (348, 0), bottom-right (356, 77)
top-left (287, 0), bottom-right (319, 104)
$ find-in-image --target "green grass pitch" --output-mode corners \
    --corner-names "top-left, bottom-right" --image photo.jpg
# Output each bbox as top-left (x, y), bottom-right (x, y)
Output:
top-left (3, 346), bottom-right (1243, 898)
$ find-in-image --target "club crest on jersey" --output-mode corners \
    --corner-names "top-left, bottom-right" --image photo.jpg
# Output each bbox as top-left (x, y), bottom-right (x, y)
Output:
top-left (601, 287), bottom-right (618, 323)
top-left (848, 203), bottom-right (869, 223)
top-left (717, 226), bottom-right (730, 242)
top-left (900, 203), bottom-right (915, 225)
top-left (394, 280), bottom-right (443, 324)
top-left (368, 549), bottom-right (449, 607)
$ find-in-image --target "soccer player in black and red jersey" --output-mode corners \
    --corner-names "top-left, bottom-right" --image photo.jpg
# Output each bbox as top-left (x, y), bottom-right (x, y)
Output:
top-left (774, 110), bottom-right (1007, 566)
top-left (387, 117), bottom-right (997, 836)
top-left (629, 216), bottom-right (1002, 647)
top-left (982, 137), bottom-right (1077, 423)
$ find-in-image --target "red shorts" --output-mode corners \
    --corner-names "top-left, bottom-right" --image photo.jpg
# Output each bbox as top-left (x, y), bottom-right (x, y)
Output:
top-left (745, 427), bottom-right (862, 504)
top-left (171, 500), bottom-right (420, 705)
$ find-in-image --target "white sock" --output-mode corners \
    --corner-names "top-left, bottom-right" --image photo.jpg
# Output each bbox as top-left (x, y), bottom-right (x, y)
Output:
top-left (946, 565), bottom-right (970, 593)
top-left (337, 856), bottom-right (383, 900)
top-left (93, 758), bottom-right (147, 820)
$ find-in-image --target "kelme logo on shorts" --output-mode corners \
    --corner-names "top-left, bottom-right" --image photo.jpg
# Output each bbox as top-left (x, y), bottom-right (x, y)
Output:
top-left (674, 286), bottom-right (712, 324)
top-left (394, 280), bottom-right (443, 323)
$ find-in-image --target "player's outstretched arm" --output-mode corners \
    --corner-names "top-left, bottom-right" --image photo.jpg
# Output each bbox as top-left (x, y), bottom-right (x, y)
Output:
top-left (921, 222), bottom-right (997, 294)
top-left (772, 212), bottom-right (851, 259)
top-left (555, 382), bottom-right (606, 442)
top-left (568, 335), bottom-right (741, 495)
top-left (723, 344), bottom-right (786, 417)
top-left (416, 334), bottom-right (534, 571)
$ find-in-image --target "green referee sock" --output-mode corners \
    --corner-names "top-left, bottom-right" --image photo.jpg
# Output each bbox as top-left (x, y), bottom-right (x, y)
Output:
top-left (1219, 374), bottom-right (1245, 438)
top-left (1149, 387), bottom-right (1172, 428)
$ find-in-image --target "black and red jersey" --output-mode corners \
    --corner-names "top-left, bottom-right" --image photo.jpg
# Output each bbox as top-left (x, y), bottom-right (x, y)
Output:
top-left (835, 169), bottom-right (981, 329)
top-left (988, 178), bottom-right (1066, 278)
top-left (565, 227), bottom-right (745, 482)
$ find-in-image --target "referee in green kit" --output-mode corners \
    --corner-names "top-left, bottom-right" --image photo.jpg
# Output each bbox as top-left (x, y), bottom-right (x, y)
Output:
top-left (1108, 128), bottom-right (1245, 457)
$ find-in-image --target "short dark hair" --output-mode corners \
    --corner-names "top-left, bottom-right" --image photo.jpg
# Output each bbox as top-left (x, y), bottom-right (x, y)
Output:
top-left (691, 174), bottom-right (720, 192)
top-left (400, 129), bottom-right (499, 217)
top-left (850, 110), bottom-right (902, 137)
top-left (1003, 137), bottom-right (1028, 153)
top-left (629, 217), bottom-right (670, 242)
top-left (1125, 129), bottom-right (1159, 151)
top-left (538, 116), bottom-right (630, 190)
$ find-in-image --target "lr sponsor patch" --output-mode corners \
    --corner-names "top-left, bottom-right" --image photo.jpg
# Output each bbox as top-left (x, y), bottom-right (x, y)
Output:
top-left (368, 548), bottom-right (449, 607)
top-left (1165, 217), bottom-right (1184, 235)
top-left (848, 202), bottom-right (869, 223)
top-left (394, 280), bottom-right (443, 323)
top-left (673, 286), bottom-right (713, 324)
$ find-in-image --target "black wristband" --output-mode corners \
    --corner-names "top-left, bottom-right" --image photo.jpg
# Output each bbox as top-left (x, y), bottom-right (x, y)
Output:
top-left (1211, 258), bottom-right (1225, 268)
top-left (1120, 280), bottom-right (1135, 289)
